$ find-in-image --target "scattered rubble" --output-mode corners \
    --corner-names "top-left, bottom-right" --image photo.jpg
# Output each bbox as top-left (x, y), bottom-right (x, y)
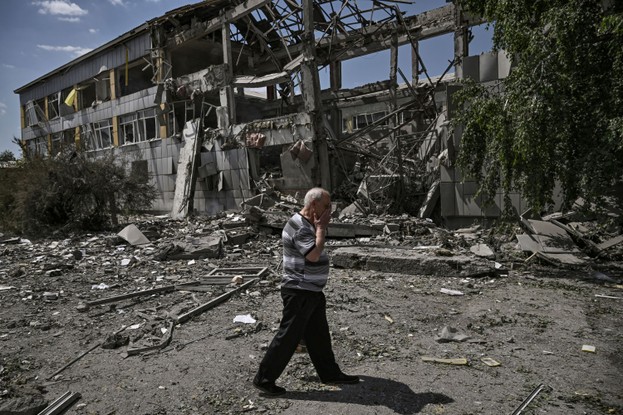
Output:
top-left (0, 191), bottom-right (621, 413)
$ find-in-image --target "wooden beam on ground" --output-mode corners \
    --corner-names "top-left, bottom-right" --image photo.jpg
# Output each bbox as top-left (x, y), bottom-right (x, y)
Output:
top-left (176, 278), bottom-right (259, 324)
top-left (86, 285), bottom-right (177, 308)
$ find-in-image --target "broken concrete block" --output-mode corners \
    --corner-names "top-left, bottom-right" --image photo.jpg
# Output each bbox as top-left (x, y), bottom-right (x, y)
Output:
top-left (332, 246), bottom-right (494, 277)
top-left (435, 326), bottom-right (471, 343)
top-left (102, 332), bottom-right (130, 349)
top-left (470, 243), bottom-right (495, 259)
top-left (117, 224), bottom-right (150, 246)
top-left (226, 232), bottom-right (253, 246)
top-left (288, 140), bottom-right (313, 163)
top-left (166, 236), bottom-right (224, 260)
top-left (339, 201), bottom-right (366, 218)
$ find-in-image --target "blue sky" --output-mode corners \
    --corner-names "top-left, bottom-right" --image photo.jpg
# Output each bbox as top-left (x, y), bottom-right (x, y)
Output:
top-left (0, 0), bottom-right (492, 157)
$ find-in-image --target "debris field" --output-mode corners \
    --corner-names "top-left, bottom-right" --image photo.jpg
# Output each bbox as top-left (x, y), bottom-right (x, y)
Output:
top-left (1, 200), bottom-right (622, 414)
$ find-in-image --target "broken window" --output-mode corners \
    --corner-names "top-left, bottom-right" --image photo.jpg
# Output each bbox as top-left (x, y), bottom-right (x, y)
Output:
top-left (138, 108), bottom-right (158, 141)
top-left (117, 59), bottom-right (154, 97)
top-left (94, 120), bottom-right (113, 149)
top-left (344, 111), bottom-right (389, 132)
top-left (24, 100), bottom-right (47, 127)
top-left (26, 136), bottom-right (48, 158)
top-left (80, 125), bottom-right (93, 151)
top-left (167, 107), bottom-right (178, 136)
top-left (118, 108), bottom-right (160, 145)
top-left (119, 113), bottom-right (136, 145)
top-left (95, 76), bottom-right (111, 102)
top-left (78, 83), bottom-right (96, 109)
top-left (47, 93), bottom-right (60, 120)
top-left (58, 87), bottom-right (75, 116)
top-left (83, 120), bottom-right (113, 151)
top-left (51, 130), bottom-right (75, 155)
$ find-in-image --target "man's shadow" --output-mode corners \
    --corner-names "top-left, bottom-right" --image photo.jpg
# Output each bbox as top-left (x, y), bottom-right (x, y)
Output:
top-left (284, 375), bottom-right (453, 414)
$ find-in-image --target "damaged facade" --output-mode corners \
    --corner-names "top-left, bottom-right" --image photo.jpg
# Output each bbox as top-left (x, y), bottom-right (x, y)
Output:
top-left (14, 0), bottom-right (510, 227)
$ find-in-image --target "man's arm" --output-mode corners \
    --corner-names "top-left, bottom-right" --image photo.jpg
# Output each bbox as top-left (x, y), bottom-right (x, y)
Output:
top-left (305, 206), bottom-right (330, 262)
top-left (305, 226), bottom-right (326, 262)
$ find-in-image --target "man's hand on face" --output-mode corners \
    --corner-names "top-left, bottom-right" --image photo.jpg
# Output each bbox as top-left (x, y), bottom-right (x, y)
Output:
top-left (314, 204), bottom-right (331, 230)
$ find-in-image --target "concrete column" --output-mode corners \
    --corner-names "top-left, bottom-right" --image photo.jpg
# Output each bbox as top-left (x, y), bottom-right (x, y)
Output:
top-left (453, 6), bottom-right (469, 79)
top-left (301, 0), bottom-right (331, 190)
top-left (153, 48), bottom-right (168, 139)
top-left (389, 32), bottom-right (404, 205)
top-left (220, 23), bottom-right (236, 128)
top-left (109, 69), bottom-right (117, 100)
top-left (112, 116), bottom-right (120, 147)
top-left (411, 41), bottom-right (420, 86)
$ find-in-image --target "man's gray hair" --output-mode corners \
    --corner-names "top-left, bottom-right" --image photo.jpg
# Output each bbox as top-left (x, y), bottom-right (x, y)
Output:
top-left (304, 187), bottom-right (327, 207)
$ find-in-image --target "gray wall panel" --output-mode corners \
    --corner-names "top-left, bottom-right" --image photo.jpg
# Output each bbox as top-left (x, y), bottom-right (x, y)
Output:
top-left (18, 32), bottom-right (151, 104)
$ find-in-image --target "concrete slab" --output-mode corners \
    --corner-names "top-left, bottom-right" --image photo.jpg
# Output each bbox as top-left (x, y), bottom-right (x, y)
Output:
top-left (528, 219), bottom-right (569, 238)
top-left (331, 247), bottom-right (494, 277)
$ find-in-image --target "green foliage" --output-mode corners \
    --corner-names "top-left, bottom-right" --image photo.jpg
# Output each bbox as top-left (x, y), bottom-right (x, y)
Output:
top-left (455, 0), bottom-right (623, 213)
top-left (0, 150), bottom-right (16, 162)
top-left (4, 150), bottom-right (156, 235)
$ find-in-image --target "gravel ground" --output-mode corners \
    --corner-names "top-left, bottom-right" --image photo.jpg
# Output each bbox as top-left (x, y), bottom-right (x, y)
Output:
top-left (1, 243), bottom-right (622, 415)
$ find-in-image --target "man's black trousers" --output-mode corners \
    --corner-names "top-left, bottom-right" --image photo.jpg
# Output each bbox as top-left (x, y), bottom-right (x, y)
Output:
top-left (255, 287), bottom-right (341, 384)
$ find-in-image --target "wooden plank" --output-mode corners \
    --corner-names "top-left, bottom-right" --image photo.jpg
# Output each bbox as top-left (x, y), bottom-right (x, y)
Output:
top-left (207, 267), bottom-right (268, 276)
top-left (597, 234), bottom-right (623, 252)
top-left (86, 285), bottom-right (177, 307)
top-left (176, 278), bottom-right (258, 324)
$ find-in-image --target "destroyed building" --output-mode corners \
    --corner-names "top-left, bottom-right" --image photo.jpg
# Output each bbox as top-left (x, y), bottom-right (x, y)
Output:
top-left (13, 0), bottom-right (512, 227)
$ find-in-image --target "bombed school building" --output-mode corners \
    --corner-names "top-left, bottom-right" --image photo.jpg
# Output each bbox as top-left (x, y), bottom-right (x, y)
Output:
top-left (14, 0), bottom-right (512, 227)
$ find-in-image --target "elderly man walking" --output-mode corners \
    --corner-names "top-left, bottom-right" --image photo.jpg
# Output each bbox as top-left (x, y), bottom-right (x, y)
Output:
top-left (253, 187), bottom-right (359, 396)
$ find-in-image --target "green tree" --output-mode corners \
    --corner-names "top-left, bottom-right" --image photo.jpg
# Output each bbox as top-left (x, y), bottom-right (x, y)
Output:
top-left (9, 150), bottom-right (157, 235)
top-left (454, 0), bottom-right (623, 214)
top-left (0, 150), bottom-right (16, 162)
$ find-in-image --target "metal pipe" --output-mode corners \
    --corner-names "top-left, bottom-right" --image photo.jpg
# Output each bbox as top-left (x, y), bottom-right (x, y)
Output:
top-left (37, 391), bottom-right (81, 415)
top-left (510, 384), bottom-right (546, 415)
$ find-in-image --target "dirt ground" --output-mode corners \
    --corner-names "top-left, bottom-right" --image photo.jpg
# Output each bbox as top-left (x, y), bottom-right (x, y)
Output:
top-left (1, 218), bottom-right (622, 415)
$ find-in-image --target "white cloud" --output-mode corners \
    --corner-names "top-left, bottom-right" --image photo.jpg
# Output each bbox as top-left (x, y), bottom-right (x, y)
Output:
top-left (0, 102), bottom-right (7, 116)
top-left (37, 44), bottom-right (93, 57)
top-left (2, 64), bottom-right (15, 69)
top-left (32, 1), bottom-right (88, 17)
top-left (58, 16), bottom-right (80, 22)
top-left (89, 28), bottom-right (99, 34)
top-left (108, 0), bottom-right (125, 5)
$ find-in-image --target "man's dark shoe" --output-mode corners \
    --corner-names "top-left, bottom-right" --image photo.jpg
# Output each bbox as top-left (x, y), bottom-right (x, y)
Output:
top-left (253, 380), bottom-right (286, 396)
top-left (322, 373), bottom-right (360, 385)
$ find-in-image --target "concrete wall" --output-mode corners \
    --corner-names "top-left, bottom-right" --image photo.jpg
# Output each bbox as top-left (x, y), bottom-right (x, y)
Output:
top-left (91, 136), bottom-right (254, 215)
top-left (440, 50), bottom-right (564, 228)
